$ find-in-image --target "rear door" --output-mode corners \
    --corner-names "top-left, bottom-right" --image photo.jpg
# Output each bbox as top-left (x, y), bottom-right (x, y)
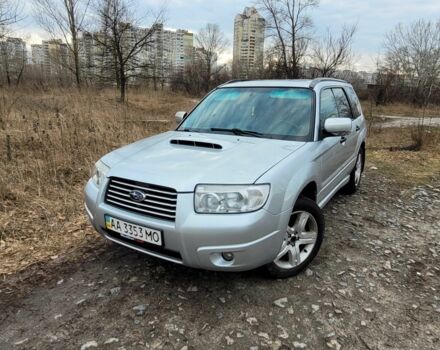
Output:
top-left (345, 86), bottom-right (366, 152)
top-left (332, 87), bottom-right (358, 169)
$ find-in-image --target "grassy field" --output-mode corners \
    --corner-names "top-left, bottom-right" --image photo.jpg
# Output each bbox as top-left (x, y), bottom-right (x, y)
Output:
top-left (367, 125), bottom-right (440, 186)
top-left (362, 99), bottom-right (440, 118)
top-left (0, 88), bottom-right (439, 275)
top-left (0, 88), bottom-right (196, 274)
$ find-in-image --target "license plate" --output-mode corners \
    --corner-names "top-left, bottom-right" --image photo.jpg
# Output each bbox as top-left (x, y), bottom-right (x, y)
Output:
top-left (104, 215), bottom-right (162, 246)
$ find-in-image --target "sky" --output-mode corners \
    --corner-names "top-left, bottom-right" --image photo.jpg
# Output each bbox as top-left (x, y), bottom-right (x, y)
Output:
top-left (12, 0), bottom-right (440, 72)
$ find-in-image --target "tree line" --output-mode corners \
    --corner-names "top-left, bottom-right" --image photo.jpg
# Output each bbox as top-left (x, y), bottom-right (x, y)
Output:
top-left (0, 0), bottom-right (440, 106)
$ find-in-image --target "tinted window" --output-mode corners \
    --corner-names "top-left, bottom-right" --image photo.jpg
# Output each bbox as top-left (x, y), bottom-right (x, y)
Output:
top-left (179, 87), bottom-right (314, 141)
top-left (345, 87), bottom-right (362, 118)
top-left (320, 89), bottom-right (339, 126)
top-left (332, 88), bottom-right (353, 119)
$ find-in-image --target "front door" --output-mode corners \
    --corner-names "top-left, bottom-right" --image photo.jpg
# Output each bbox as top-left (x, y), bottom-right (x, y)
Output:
top-left (317, 88), bottom-right (349, 201)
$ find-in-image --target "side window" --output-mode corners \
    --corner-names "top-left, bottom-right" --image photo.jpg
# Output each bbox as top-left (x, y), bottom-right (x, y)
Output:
top-left (345, 87), bottom-right (362, 118)
top-left (320, 89), bottom-right (339, 127)
top-left (332, 88), bottom-right (353, 119)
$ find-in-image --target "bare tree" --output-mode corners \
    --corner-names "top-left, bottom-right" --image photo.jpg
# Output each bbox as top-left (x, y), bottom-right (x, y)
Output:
top-left (311, 24), bottom-right (357, 77)
top-left (0, 0), bottom-right (23, 38)
top-left (170, 61), bottom-right (205, 95)
top-left (0, 0), bottom-right (19, 26)
top-left (33, 0), bottom-right (91, 88)
top-left (383, 19), bottom-right (440, 149)
top-left (94, 0), bottom-right (164, 102)
top-left (195, 23), bottom-right (228, 92)
top-left (384, 19), bottom-right (440, 106)
top-left (258, 0), bottom-right (318, 79)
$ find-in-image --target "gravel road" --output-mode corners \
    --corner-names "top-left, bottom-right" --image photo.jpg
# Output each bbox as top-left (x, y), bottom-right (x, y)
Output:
top-left (1, 170), bottom-right (439, 350)
top-left (376, 115), bottom-right (440, 128)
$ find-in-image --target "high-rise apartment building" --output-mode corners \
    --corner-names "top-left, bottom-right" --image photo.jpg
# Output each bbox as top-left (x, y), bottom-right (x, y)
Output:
top-left (233, 7), bottom-right (265, 78)
top-left (174, 29), bottom-right (194, 71)
top-left (38, 39), bottom-right (69, 77)
top-left (31, 44), bottom-right (44, 66)
top-left (76, 24), bottom-right (194, 84)
top-left (0, 37), bottom-right (26, 56)
top-left (29, 23), bottom-right (194, 84)
top-left (0, 37), bottom-right (26, 62)
top-left (147, 25), bottom-right (194, 80)
top-left (0, 37), bottom-right (27, 82)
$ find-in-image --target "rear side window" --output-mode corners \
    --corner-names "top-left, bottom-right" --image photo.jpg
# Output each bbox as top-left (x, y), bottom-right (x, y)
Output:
top-left (332, 88), bottom-right (353, 119)
top-left (345, 87), bottom-right (362, 118)
top-left (320, 89), bottom-right (339, 126)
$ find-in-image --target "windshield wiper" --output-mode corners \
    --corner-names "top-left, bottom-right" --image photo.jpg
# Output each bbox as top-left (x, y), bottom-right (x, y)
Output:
top-left (180, 127), bottom-right (203, 133)
top-left (210, 128), bottom-right (265, 138)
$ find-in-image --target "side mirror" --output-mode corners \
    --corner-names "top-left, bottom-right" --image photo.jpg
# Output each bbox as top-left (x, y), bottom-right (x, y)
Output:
top-left (175, 111), bottom-right (187, 125)
top-left (324, 118), bottom-right (352, 136)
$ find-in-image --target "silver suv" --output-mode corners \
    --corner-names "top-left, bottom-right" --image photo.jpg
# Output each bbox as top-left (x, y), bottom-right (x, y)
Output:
top-left (85, 78), bottom-right (366, 278)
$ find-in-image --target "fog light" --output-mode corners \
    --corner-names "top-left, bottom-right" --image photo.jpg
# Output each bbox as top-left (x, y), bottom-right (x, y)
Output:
top-left (222, 252), bottom-right (234, 261)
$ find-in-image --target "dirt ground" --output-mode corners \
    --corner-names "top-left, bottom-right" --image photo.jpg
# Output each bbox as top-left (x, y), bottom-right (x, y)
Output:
top-left (0, 167), bottom-right (439, 350)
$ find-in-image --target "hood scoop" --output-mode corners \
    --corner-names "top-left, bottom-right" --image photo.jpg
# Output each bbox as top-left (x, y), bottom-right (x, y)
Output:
top-left (170, 139), bottom-right (222, 150)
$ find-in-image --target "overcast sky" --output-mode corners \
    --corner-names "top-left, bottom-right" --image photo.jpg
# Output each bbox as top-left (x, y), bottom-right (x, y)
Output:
top-left (13, 0), bottom-right (440, 72)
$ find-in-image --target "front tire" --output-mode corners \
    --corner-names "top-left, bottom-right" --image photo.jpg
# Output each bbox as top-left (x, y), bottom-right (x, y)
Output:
top-left (266, 197), bottom-right (324, 279)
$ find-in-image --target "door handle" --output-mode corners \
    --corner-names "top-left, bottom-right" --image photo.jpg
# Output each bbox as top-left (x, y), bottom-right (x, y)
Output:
top-left (355, 125), bottom-right (360, 132)
top-left (340, 136), bottom-right (347, 144)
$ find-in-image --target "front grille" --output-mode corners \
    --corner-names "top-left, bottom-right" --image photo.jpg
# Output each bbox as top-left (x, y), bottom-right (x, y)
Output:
top-left (105, 177), bottom-right (177, 221)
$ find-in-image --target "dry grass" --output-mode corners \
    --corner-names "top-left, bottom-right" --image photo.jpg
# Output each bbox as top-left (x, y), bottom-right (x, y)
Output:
top-left (367, 126), bottom-right (440, 151)
top-left (367, 126), bottom-right (440, 186)
top-left (367, 149), bottom-right (440, 186)
top-left (0, 89), bottom-right (439, 276)
top-left (0, 87), bottom-right (196, 275)
top-left (362, 100), bottom-right (440, 118)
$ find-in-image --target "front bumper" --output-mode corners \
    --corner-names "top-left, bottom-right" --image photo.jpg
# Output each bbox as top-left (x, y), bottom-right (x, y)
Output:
top-left (85, 179), bottom-right (291, 271)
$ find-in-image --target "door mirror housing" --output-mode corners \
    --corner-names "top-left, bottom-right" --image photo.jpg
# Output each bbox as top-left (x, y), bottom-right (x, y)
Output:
top-left (175, 111), bottom-right (187, 125)
top-left (324, 118), bottom-right (352, 136)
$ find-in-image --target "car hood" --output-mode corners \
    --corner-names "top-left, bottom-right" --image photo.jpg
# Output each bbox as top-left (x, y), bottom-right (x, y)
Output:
top-left (102, 131), bottom-right (305, 192)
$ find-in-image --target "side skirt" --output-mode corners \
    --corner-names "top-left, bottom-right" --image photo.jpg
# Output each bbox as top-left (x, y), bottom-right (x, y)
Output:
top-left (317, 175), bottom-right (350, 209)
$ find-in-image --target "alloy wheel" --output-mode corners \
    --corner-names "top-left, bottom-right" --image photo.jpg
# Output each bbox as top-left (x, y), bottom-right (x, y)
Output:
top-left (273, 211), bottom-right (318, 270)
top-left (354, 152), bottom-right (363, 186)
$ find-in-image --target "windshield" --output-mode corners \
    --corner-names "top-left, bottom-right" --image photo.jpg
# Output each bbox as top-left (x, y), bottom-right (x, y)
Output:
top-left (178, 87), bottom-right (315, 141)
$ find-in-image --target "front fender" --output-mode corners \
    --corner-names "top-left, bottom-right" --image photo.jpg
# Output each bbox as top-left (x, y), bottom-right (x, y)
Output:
top-left (256, 143), bottom-right (320, 215)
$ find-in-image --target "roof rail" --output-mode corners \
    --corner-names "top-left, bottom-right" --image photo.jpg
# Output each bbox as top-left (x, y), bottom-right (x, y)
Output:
top-left (220, 79), bottom-right (247, 86)
top-left (309, 78), bottom-right (347, 88)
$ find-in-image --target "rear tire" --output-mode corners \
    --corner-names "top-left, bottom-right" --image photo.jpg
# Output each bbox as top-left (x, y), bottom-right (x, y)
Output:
top-left (266, 197), bottom-right (324, 279)
top-left (342, 148), bottom-right (364, 195)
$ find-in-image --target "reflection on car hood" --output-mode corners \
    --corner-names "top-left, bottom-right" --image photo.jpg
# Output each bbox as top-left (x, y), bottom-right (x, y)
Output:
top-left (102, 131), bottom-right (305, 192)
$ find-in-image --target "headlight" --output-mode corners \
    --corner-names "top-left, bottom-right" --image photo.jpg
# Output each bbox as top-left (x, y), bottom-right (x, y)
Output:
top-left (194, 184), bottom-right (270, 213)
top-left (91, 160), bottom-right (110, 186)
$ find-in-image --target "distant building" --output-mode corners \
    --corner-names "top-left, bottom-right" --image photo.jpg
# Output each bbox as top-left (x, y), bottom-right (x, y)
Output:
top-left (233, 7), bottom-right (265, 79)
top-left (174, 29), bottom-right (194, 72)
top-left (0, 37), bottom-right (26, 58)
top-left (38, 39), bottom-right (69, 77)
top-left (147, 25), bottom-right (194, 81)
top-left (31, 44), bottom-right (44, 66)
top-left (77, 24), bottom-right (194, 84)
top-left (0, 37), bottom-right (27, 83)
top-left (358, 71), bottom-right (376, 85)
top-left (78, 32), bottom-right (95, 77)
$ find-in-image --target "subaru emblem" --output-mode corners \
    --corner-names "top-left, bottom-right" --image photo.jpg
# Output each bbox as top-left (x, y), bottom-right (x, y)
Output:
top-left (129, 189), bottom-right (146, 202)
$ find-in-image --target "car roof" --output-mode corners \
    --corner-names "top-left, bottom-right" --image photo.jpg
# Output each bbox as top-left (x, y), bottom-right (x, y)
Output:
top-left (220, 78), bottom-right (350, 89)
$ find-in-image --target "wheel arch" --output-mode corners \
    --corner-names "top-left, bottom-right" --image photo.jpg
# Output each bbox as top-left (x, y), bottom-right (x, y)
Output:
top-left (298, 181), bottom-right (318, 202)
